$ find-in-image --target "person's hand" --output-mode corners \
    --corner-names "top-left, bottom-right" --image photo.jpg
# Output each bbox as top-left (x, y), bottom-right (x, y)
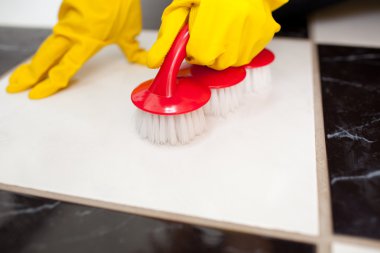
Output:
top-left (147, 0), bottom-right (288, 71)
top-left (6, 0), bottom-right (146, 99)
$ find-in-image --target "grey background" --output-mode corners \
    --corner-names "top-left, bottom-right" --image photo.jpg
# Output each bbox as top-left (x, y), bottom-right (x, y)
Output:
top-left (141, 0), bottom-right (172, 29)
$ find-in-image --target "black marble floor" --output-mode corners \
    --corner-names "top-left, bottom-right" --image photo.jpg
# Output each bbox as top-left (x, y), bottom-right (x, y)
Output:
top-left (0, 190), bottom-right (316, 253)
top-left (319, 45), bottom-right (380, 240)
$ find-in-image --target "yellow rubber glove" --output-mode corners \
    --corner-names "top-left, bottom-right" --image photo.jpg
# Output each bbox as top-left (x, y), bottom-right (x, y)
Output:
top-left (148, 0), bottom-right (288, 71)
top-left (7, 0), bottom-right (146, 99)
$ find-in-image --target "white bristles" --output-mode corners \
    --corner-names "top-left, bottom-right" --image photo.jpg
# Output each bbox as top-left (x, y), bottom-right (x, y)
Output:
top-left (245, 66), bottom-right (272, 93)
top-left (204, 80), bottom-right (246, 117)
top-left (136, 108), bottom-right (207, 145)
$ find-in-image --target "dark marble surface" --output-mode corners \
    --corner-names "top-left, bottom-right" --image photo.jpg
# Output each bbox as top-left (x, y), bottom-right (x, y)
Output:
top-left (0, 26), bottom-right (51, 76)
top-left (274, 16), bottom-right (308, 39)
top-left (319, 45), bottom-right (380, 240)
top-left (0, 190), bottom-right (316, 253)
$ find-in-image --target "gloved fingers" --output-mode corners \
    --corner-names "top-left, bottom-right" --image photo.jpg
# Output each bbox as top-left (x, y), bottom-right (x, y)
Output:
top-left (147, 0), bottom-right (198, 68)
top-left (124, 0), bottom-right (143, 38)
top-left (186, 0), bottom-right (251, 69)
top-left (234, 3), bottom-right (270, 66)
top-left (244, 3), bottom-right (281, 63)
top-left (118, 40), bottom-right (148, 66)
top-left (235, 18), bottom-right (260, 67)
top-left (232, 0), bottom-right (274, 66)
top-left (28, 79), bottom-right (61, 100)
top-left (185, 0), bottom-right (283, 70)
top-left (117, 0), bottom-right (147, 65)
top-left (208, 13), bottom-right (249, 70)
top-left (29, 40), bottom-right (103, 99)
top-left (7, 34), bottom-right (71, 93)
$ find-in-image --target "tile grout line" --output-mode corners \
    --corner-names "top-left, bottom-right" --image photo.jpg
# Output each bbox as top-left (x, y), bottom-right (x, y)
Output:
top-left (309, 14), bottom-right (334, 253)
top-left (0, 182), bottom-right (319, 246)
top-left (312, 42), bottom-right (334, 253)
top-left (314, 49), bottom-right (380, 252)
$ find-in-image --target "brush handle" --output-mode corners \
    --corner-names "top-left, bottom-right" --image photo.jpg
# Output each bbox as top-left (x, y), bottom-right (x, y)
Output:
top-left (148, 24), bottom-right (190, 97)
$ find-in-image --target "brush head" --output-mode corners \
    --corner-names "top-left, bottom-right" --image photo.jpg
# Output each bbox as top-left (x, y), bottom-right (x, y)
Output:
top-left (246, 48), bottom-right (275, 69)
top-left (245, 67), bottom-right (272, 94)
top-left (190, 66), bottom-right (247, 117)
top-left (204, 83), bottom-right (245, 116)
top-left (131, 24), bottom-right (210, 144)
top-left (136, 108), bottom-right (207, 145)
top-left (131, 76), bottom-right (211, 116)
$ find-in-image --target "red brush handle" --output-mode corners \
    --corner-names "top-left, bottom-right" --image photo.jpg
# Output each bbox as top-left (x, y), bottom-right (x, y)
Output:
top-left (148, 24), bottom-right (190, 97)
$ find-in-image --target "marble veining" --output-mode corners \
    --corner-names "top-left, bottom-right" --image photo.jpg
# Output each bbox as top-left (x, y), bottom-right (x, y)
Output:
top-left (319, 45), bottom-right (380, 240)
top-left (321, 53), bottom-right (380, 63)
top-left (0, 201), bottom-right (60, 218)
top-left (331, 170), bottom-right (380, 185)
top-left (322, 76), bottom-right (380, 93)
top-left (327, 127), bottom-right (376, 143)
top-left (0, 190), bottom-right (316, 253)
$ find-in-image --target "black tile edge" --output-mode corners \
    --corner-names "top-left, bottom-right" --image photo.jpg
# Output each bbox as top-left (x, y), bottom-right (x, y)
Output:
top-left (318, 44), bottom-right (380, 240)
top-left (0, 189), bottom-right (316, 253)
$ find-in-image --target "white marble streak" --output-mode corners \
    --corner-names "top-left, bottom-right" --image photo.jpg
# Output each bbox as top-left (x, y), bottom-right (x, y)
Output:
top-left (322, 53), bottom-right (380, 63)
top-left (322, 77), bottom-right (380, 94)
top-left (0, 201), bottom-right (60, 218)
top-left (331, 170), bottom-right (380, 185)
top-left (327, 127), bottom-right (376, 143)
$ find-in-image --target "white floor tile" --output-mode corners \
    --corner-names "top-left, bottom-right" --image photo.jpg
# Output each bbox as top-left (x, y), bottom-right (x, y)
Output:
top-left (0, 32), bottom-right (319, 236)
top-left (333, 243), bottom-right (380, 253)
top-left (310, 0), bottom-right (380, 48)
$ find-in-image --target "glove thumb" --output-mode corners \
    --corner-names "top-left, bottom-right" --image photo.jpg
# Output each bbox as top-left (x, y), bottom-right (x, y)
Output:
top-left (147, 1), bottom-right (197, 69)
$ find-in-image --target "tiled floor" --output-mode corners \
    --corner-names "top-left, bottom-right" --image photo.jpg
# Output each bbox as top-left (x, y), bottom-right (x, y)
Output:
top-left (0, 35), bottom-right (319, 237)
top-left (319, 45), bottom-right (380, 240)
top-left (0, 1), bottom-right (379, 253)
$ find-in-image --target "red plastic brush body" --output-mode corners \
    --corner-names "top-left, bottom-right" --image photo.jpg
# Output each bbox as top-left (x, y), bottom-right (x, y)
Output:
top-left (131, 24), bottom-right (211, 116)
top-left (246, 48), bottom-right (275, 68)
top-left (190, 65), bottom-right (246, 89)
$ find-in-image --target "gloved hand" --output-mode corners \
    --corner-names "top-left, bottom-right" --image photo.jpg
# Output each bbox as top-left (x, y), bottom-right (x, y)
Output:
top-left (147, 0), bottom-right (288, 70)
top-left (6, 0), bottom-right (146, 99)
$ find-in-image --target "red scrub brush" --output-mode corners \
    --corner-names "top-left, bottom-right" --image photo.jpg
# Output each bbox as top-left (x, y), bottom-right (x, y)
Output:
top-left (245, 48), bottom-right (275, 93)
top-left (190, 65), bottom-right (246, 117)
top-left (131, 24), bottom-right (211, 145)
